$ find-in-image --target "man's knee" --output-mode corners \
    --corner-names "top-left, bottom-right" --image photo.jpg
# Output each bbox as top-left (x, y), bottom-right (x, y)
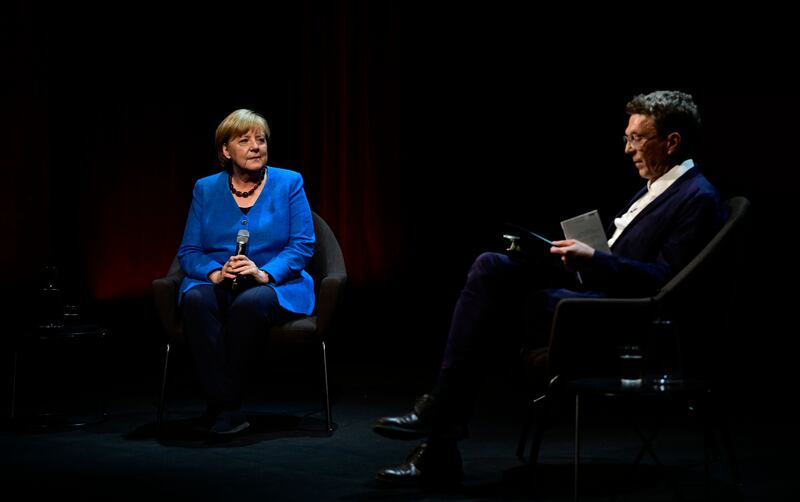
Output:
top-left (468, 252), bottom-right (508, 281)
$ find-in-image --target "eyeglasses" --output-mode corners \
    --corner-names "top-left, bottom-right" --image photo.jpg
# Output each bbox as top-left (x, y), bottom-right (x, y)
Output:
top-left (622, 133), bottom-right (657, 148)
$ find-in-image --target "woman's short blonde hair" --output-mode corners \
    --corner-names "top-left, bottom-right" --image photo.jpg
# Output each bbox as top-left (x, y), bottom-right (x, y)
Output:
top-left (215, 109), bottom-right (271, 170)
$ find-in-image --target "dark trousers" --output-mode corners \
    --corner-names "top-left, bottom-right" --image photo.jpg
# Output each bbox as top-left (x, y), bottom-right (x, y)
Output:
top-left (441, 251), bottom-right (575, 370)
top-left (182, 284), bottom-right (281, 410)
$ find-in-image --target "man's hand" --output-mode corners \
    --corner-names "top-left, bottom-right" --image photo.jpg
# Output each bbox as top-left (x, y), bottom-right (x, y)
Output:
top-left (550, 239), bottom-right (595, 271)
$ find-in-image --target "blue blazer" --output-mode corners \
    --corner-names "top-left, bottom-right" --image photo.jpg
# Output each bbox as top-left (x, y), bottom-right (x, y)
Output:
top-left (177, 166), bottom-right (315, 315)
top-left (549, 167), bottom-right (726, 301)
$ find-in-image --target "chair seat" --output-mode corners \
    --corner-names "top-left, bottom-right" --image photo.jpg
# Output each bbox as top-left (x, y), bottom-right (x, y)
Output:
top-left (270, 316), bottom-right (318, 339)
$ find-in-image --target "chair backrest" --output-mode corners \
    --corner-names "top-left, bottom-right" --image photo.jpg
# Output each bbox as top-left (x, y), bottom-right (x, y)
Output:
top-left (307, 211), bottom-right (347, 312)
top-left (653, 196), bottom-right (751, 318)
top-left (655, 196), bottom-right (751, 378)
top-left (545, 196), bottom-right (751, 383)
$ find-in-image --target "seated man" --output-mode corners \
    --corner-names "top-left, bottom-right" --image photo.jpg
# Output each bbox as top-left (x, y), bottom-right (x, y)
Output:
top-left (372, 90), bottom-right (726, 485)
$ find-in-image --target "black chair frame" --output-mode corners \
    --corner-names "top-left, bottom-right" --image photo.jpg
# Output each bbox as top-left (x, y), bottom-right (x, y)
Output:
top-left (516, 196), bottom-right (751, 501)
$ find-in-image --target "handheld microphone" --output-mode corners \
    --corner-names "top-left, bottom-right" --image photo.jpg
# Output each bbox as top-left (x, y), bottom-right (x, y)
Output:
top-left (235, 229), bottom-right (249, 256)
top-left (232, 229), bottom-right (250, 290)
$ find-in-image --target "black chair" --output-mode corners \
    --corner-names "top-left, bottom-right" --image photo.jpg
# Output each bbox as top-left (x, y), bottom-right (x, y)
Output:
top-left (152, 211), bottom-right (346, 433)
top-left (516, 196), bottom-right (751, 501)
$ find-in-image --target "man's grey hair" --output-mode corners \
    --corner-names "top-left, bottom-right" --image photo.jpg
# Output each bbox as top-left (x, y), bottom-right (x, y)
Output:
top-left (626, 90), bottom-right (701, 160)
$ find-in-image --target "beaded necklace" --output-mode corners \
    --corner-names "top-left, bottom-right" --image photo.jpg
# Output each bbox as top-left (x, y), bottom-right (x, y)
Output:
top-left (229, 167), bottom-right (266, 198)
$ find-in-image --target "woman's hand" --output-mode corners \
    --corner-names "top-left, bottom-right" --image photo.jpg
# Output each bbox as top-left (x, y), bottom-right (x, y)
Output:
top-left (550, 239), bottom-right (595, 271)
top-left (224, 255), bottom-right (270, 284)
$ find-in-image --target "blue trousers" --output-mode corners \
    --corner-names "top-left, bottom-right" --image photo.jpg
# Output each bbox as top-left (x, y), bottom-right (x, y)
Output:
top-left (441, 252), bottom-right (576, 370)
top-left (182, 284), bottom-right (281, 410)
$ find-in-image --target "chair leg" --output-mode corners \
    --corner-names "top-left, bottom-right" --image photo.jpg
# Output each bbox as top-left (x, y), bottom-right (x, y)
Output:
top-left (719, 422), bottom-right (743, 484)
top-left (530, 397), bottom-right (553, 466)
top-left (574, 392), bottom-right (580, 502)
top-left (701, 393), bottom-right (743, 499)
top-left (321, 340), bottom-right (333, 432)
top-left (704, 419), bottom-right (712, 501)
top-left (156, 343), bottom-right (171, 436)
top-left (516, 410), bottom-right (533, 460)
top-left (528, 419), bottom-right (547, 466)
top-left (10, 351), bottom-right (18, 420)
top-left (716, 410), bottom-right (744, 497)
top-left (516, 397), bottom-right (537, 460)
top-left (516, 393), bottom-right (547, 461)
top-left (631, 421), bottom-right (665, 467)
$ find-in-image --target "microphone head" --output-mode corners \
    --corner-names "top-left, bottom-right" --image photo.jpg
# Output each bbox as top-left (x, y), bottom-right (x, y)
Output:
top-left (236, 229), bottom-right (250, 245)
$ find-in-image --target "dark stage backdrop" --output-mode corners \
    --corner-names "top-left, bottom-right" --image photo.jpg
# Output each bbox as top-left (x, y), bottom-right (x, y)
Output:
top-left (3, 2), bottom-right (398, 298)
top-left (3, 2), bottom-right (798, 391)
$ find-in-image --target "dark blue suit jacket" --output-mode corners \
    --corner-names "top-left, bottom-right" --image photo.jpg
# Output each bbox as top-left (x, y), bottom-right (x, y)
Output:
top-left (549, 167), bottom-right (725, 301)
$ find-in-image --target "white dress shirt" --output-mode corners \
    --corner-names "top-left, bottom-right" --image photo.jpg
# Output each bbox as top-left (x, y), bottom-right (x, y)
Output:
top-left (607, 159), bottom-right (695, 248)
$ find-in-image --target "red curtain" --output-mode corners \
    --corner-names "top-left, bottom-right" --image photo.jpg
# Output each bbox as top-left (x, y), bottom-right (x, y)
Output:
top-left (3, 1), bottom-right (407, 301)
top-left (299, 1), bottom-right (405, 287)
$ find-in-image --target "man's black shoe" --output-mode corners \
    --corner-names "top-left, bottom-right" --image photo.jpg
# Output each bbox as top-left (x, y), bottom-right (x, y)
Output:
top-left (373, 394), bottom-right (468, 440)
top-left (190, 408), bottom-right (218, 434)
top-left (376, 441), bottom-right (463, 486)
top-left (208, 410), bottom-right (250, 436)
top-left (373, 394), bottom-right (437, 439)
